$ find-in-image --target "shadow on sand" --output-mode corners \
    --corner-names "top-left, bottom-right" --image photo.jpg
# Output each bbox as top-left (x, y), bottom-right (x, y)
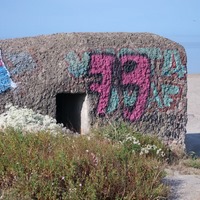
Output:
top-left (162, 178), bottom-right (184, 200)
top-left (185, 133), bottom-right (200, 157)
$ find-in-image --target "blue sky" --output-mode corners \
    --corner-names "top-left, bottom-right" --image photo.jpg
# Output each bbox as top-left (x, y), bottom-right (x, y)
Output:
top-left (0, 0), bottom-right (199, 74)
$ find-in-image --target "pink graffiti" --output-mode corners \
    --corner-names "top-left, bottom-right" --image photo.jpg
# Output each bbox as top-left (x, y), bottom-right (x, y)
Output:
top-left (89, 54), bottom-right (114, 115)
top-left (121, 55), bottom-right (151, 121)
top-left (89, 53), bottom-right (151, 121)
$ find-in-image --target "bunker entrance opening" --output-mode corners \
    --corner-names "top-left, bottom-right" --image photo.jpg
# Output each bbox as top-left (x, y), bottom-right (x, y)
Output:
top-left (56, 93), bottom-right (87, 134)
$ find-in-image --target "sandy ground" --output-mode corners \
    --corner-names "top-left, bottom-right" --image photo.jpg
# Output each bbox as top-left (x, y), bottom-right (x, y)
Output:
top-left (186, 74), bottom-right (200, 156)
top-left (164, 171), bottom-right (200, 200)
top-left (187, 74), bottom-right (200, 133)
top-left (165, 74), bottom-right (200, 200)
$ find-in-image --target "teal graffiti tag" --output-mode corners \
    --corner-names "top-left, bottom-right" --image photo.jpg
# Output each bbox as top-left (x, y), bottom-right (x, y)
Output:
top-left (137, 48), bottom-right (162, 60)
top-left (107, 88), bottom-right (119, 113)
top-left (92, 48), bottom-right (115, 55)
top-left (123, 90), bottom-right (137, 107)
top-left (118, 48), bottom-right (162, 60)
top-left (118, 48), bottom-right (134, 57)
top-left (118, 48), bottom-right (162, 75)
top-left (7, 52), bottom-right (37, 75)
top-left (149, 83), bottom-right (180, 108)
top-left (149, 83), bottom-right (163, 108)
top-left (162, 84), bottom-right (179, 107)
top-left (66, 51), bottom-right (90, 78)
top-left (162, 49), bottom-right (186, 78)
top-left (137, 48), bottom-right (162, 75)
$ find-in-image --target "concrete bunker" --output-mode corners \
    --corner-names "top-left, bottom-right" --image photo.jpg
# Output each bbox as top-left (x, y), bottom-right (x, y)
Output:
top-left (0, 33), bottom-right (187, 145)
top-left (56, 93), bottom-right (90, 134)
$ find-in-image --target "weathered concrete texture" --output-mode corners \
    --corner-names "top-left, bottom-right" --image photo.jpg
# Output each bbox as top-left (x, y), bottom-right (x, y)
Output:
top-left (0, 33), bottom-right (187, 144)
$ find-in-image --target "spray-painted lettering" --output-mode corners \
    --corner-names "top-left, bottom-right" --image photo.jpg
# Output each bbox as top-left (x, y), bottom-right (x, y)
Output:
top-left (88, 53), bottom-right (151, 121)
top-left (89, 54), bottom-right (114, 115)
top-left (66, 48), bottom-right (186, 121)
top-left (120, 54), bottom-right (150, 121)
top-left (66, 51), bottom-right (90, 78)
top-left (162, 49), bottom-right (186, 78)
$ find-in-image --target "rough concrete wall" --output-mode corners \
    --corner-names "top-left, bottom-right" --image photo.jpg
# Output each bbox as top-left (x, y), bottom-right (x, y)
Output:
top-left (0, 33), bottom-right (187, 144)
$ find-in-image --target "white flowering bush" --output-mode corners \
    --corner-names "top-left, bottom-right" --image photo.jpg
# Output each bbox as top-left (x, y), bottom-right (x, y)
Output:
top-left (140, 144), bottom-right (165, 157)
top-left (120, 134), bottom-right (165, 157)
top-left (0, 103), bottom-right (65, 134)
top-left (93, 123), bottom-right (167, 159)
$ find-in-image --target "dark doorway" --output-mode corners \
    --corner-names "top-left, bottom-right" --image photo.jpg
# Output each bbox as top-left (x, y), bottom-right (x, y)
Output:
top-left (56, 93), bottom-right (86, 133)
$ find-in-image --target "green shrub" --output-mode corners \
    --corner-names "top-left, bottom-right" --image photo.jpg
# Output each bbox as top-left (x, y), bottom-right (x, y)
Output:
top-left (93, 122), bottom-right (168, 161)
top-left (183, 157), bottom-right (200, 169)
top-left (0, 127), bottom-right (168, 199)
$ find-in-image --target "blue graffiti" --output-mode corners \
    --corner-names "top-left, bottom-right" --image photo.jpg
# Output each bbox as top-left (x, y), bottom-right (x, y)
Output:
top-left (107, 88), bottom-right (119, 113)
top-left (0, 50), bottom-right (16, 93)
top-left (162, 49), bottom-right (186, 78)
top-left (118, 48), bottom-right (162, 60)
top-left (107, 88), bottom-right (139, 114)
top-left (0, 67), bottom-right (12, 93)
top-left (149, 83), bottom-right (180, 108)
top-left (8, 52), bottom-right (37, 75)
top-left (162, 84), bottom-right (179, 107)
top-left (123, 90), bottom-right (137, 107)
top-left (148, 83), bottom-right (163, 108)
top-left (66, 51), bottom-right (90, 78)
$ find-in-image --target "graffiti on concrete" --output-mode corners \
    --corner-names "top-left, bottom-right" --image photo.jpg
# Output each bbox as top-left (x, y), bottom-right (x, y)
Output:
top-left (162, 49), bottom-right (186, 78)
top-left (65, 51), bottom-right (90, 78)
top-left (88, 53), bottom-right (151, 121)
top-left (89, 54), bottom-right (115, 116)
top-left (0, 49), bottom-right (16, 94)
top-left (4, 52), bottom-right (37, 76)
top-left (66, 48), bottom-right (186, 121)
top-left (149, 83), bottom-right (180, 109)
top-left (120, 54), bottom-right (151, 121)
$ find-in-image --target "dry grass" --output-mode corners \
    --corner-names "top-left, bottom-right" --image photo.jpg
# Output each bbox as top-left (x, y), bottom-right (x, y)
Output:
top-left (0, 126), bottom-right (169, 200)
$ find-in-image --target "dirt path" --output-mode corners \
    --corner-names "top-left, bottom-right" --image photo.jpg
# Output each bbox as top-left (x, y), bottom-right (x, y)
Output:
top-left (164, 74), bottom-right (200, 200)
top-left (164, 169), bottom-right (200, 200)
